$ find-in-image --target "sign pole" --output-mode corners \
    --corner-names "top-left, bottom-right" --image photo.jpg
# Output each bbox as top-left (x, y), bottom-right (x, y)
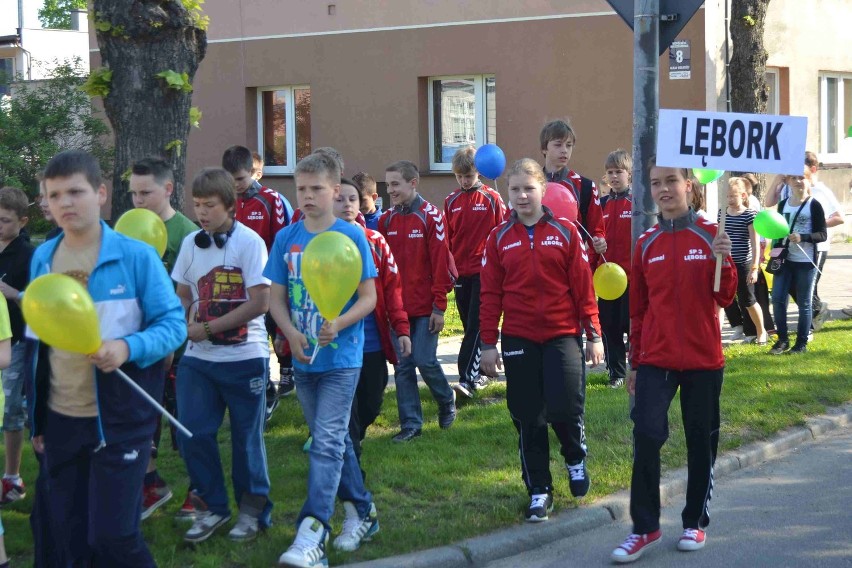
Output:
top-left (714, 201), bottom-right (727, 292)
top-left (631, 0), bottom-right (660, 249)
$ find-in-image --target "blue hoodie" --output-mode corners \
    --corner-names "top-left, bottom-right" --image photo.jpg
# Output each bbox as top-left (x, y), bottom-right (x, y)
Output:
top-left (26, 221), bottom-right (186, 445)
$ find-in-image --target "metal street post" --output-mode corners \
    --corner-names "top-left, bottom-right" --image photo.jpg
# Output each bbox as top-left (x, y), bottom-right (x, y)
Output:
top-left (632, 0), bottom-right (660, 246)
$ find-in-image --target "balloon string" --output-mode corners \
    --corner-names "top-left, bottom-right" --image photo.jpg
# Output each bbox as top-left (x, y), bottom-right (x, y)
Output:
top-left (115, 368), bottom-right (192, 438)
top-left (573, 221), bottom-right (608, 264)
top-left (793, 243), bottom-right (824, 275)
top-left (309, 317), bottom-right (325, 365)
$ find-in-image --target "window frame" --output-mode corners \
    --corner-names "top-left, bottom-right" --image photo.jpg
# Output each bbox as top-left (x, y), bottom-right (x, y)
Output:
top-left (256, 84), bottom-right (310, 175)
top-left (427, 74), bottom-right (495, 172)
top-left (764, 68), bottom-right (780, 115)
top-left (818, 71), bottom-right (851, 162)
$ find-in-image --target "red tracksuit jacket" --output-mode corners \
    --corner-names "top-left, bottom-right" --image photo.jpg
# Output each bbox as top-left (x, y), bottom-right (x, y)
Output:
top-left (479, 208), bottom-right (602, 346)
top-left (236, 183), bottom-right (289, 252)
top-left (379, 194), bottom-right (453, 317)
top-left (599, 189), bottom-right (633, 276)
top-left (364, 227), bottom-right (410, 364)
top-left (629, 211), bottom-right (737, 371)
top-left (444, 183), bottom-right (507, 277)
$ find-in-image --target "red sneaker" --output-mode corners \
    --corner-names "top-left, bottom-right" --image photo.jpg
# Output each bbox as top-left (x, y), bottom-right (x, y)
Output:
top-left (175, 491), bottom-right (198, 522)
top-left (0, 477), bottom-right (26, 505)
top-left (611, 529), bottom-right (662, 563)
top-left (677, 528), bottom-right (706, 551)
top-left (141, 483), bottom-right (173, 520)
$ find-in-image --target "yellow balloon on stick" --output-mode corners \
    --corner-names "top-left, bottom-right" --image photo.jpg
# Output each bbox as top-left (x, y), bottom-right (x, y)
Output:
top-left (114, 208), bottom-right (168, 257)
top-left (302, 231), bottom-right (363, 321)
top-left (22, 273), bottom-right (193, 438)
top-left (593, 262), bottom-right (628, 300)
top-left (22, 274), bottom-right (102, 355)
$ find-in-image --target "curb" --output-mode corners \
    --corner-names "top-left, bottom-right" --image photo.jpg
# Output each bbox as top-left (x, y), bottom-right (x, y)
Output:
top-left (349, 403), bottom-right (852, 568)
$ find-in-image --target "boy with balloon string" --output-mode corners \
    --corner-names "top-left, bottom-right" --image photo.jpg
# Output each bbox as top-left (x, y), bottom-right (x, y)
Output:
top-left (480, 158), bottom-right (604, 523)
top-left (334, 178), bottom-right (411, 473)
top-left (610, 159), bottom-right (735, 563)
top-left (25, 150), bottom-right (186, 566)
top-left (265, 153), bottom-right (380, 567)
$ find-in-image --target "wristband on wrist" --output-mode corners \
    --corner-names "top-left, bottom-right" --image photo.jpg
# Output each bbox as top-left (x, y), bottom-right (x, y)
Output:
top-left (203, 321), bottom-right (213, 340)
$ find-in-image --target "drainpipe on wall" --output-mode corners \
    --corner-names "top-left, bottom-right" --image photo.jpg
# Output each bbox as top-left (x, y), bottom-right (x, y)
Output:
top-left (724, 0), bottom-right (732, 112)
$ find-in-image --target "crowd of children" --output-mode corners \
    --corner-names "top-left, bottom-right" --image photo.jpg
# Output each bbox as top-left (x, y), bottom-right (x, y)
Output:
top-left (1, 116), bottom-right (841, 566)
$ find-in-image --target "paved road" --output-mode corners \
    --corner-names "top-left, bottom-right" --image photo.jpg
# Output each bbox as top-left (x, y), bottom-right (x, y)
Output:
top-left (485, 425), bottom-right (852, 568)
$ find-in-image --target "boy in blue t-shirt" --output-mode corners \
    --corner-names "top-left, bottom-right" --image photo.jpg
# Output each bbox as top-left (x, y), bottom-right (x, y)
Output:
top-left (265, 153), bottom-right (379, 567)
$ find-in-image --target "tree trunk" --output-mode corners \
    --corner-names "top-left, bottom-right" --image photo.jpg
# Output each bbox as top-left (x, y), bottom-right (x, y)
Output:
top-left (94, 1), bottom-right (206, 219)
top-left (729, 0), bottom-right (771, 191)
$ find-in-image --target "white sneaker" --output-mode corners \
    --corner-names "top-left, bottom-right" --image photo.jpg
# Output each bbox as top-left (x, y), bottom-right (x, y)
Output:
top-left (183, 510), bottom-right (231, 543)
top-left (228, 512), bottom-right (259, 541)
top-left (729, 326), bottom-right (745, 340)
top-left (278, 516), bottom-right (328, 567)
top-left (333, 501), bottom-right (379, 552)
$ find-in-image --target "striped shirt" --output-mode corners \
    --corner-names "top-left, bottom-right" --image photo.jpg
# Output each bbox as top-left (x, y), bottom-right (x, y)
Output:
top-left (719, 208), bottom-right (756, 265)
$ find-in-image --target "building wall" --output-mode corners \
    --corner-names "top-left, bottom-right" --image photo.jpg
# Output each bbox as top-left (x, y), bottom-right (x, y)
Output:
top-left (186, 7), bottom-right (708, 208)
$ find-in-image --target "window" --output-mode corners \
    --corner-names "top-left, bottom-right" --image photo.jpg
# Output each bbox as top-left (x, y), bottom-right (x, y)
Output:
top-left (256, 85), bottom-right (311, 174)
top-left (819, 72), bottom-right (852, 159)
top-left (0, 58), bottom-right (13, 97)
top-left (764, 69), bottom-right (779, 115)
top-left (428, 75), bottom-right (496, 171)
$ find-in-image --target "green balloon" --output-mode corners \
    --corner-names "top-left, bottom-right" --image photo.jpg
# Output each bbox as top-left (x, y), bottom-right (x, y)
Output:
top-left (693, 168), bottom-right (725, 184)
top-left (753, 209), bottom-right (790, 239)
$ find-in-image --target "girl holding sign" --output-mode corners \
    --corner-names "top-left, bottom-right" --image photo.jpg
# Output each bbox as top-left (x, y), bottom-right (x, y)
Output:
top-left (768, 168), bottom-right (827, 355)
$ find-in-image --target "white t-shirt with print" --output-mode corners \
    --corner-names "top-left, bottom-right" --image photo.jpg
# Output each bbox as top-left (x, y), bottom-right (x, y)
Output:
top-left (172, 222), bottom-right (271, 362)
top-left (781, 199), bottom-right (817, 263)
top-left (778, 181), bottom-right (839, 252)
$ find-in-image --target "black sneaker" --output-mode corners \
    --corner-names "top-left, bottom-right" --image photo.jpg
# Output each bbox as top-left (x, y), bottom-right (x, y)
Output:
top-left (279, 367), bottom-right (295, 397)
top-left (566, 459), bottom-right (590, 497)
top-left (524, 492), bottom-right (553, 522)
top-left (438, 391), bottom-right (457, 429)
top-left (608, 377), bottom-right (624, 389)
top-left (768, 340), bottom-right (790, 355)
top-left (787, 341), bottom-right (807, 354)
top-left (265, 380), bottom-right (279, 424)
top-left (471, 375), bottom-right (491, 391)
top-left (391, 428), bottom-right (422, 443)
top-left (452, 381), bottom-right (474, 399)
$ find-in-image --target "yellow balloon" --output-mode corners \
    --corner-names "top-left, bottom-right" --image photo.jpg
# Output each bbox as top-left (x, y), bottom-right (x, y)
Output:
top-left (22, 274), bottom-right (102, 354)
top-left (593, 262), bottom-right (628, 300)
top-left (114, 208), bottom-right (168, 257)
top-left (302, 232), bottom-right (363, 320)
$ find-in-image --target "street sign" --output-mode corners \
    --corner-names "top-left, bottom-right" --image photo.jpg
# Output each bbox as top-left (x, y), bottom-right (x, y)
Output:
top-left (656, 109), bottom-right (808, 175)
top-left (669, 40), bottom-right (691, 80)
top-left (606, 0), bottom-right (704, 55)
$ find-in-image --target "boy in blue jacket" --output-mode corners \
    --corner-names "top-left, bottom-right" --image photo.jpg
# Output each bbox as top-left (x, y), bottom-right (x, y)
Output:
top-left (27, 150), bottom-right (186, 567)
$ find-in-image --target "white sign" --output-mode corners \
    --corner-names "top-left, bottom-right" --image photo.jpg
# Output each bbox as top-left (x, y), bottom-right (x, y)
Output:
top-left (657, 109), bottom-right (808, 175)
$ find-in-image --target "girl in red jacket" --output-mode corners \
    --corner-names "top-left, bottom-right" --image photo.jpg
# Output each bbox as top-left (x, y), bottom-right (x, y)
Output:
top-left (611, 159), bottom-right (735, 564)
top-left (335, 180), bottom-right (412, 464)
top-left (480, 158), bottom-right (604, 523)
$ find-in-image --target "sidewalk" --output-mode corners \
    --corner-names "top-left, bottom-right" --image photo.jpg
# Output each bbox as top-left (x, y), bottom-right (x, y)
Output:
top-left (346, 242), bottom-right (852, 567)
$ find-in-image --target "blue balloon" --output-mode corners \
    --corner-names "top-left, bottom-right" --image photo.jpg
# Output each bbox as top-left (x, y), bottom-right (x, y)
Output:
top-left (474, 144), bottom-right (506, 179)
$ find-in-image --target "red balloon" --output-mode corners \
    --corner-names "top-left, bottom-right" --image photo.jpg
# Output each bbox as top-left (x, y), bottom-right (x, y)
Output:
top-left (543, 182), bottom-right (578, 222)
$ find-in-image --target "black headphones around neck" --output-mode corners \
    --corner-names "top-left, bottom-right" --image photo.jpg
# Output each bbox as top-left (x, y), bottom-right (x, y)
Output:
top-left (195, 221), bottom-right (237, 249)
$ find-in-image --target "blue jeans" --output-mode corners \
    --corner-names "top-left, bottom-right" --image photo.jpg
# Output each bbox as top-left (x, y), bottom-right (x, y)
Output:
top-left (771, 261), bottom-right (817, 343)
top-left (2, 342), bottom-right (27, 432)
top-left (294, 368), bottom-right (372, 530)
top-left (394, 316), bottom-right (454, 430)
top-left (176, 356), bottom-right (272, 526)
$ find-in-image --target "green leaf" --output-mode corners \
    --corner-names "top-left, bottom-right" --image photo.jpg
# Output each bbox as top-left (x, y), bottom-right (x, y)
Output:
top-left (80, 68), bottom-right (112, 98)
top-left (155, 70), bottom-right (193, 93)
top-left (189, 106), bottom-right (202, 128)
top-left (164, 139), bottom-right (183, 158)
